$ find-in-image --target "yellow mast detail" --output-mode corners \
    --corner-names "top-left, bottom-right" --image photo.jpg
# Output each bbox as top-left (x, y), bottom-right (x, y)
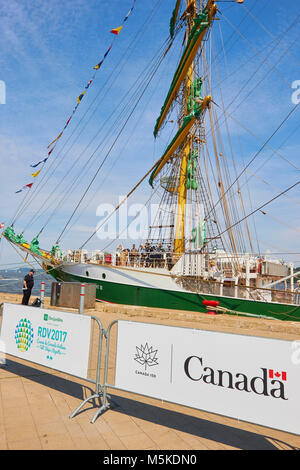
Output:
top-left (174, 0), bottom-right (196, 254)
top-left (154, 0), bottom-right (217, 136)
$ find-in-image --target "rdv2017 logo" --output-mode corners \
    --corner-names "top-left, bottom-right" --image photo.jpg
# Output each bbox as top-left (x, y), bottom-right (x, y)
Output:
top-left (14, 318), bottom-right (34, 352)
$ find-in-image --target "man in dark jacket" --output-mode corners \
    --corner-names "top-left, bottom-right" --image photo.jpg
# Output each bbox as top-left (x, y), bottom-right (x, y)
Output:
top-left (22, 269), bottom-right (35, 305)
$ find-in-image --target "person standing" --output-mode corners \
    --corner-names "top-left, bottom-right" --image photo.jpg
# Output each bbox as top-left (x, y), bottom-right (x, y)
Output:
top-left (22, 269), bottom-right (35, 305)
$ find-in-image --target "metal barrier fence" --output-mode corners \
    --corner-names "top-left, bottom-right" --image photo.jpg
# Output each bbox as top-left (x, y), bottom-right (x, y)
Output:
top-left (69, 313), bottom-right (104, 423)
top-left (0, 302), bottom-right (105, 423)
top-left (91, 319), bottom-right (300, 435)
top-left (2, 308), bottom-right (300, 434)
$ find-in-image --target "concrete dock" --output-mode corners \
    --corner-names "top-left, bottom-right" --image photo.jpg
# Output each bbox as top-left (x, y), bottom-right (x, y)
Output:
top-left (1, 292), bottom-right (300, 450)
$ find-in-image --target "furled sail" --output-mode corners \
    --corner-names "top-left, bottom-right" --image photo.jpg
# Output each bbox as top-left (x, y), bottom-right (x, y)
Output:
top-left (169, 0), bottom-right (182, 38)
top-left (149, 95), bottom-right (211, 187)
top-left (154, 0), bottom-right (217, 137)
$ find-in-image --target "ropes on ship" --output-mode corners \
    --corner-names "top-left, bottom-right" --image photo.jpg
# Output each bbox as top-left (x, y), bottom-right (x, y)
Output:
top-left (204, 103), bottom-right (300, 222)
top-left (10, 0), bottom-right (166, 230)
top-left (3, 0), bottom-right (300, 282)
top-left (28, 32), bottom-right (173, 238)
top-left (56, 36), bottom-right (177, 245)
top-left (209, 180), bottom-right (300, 243)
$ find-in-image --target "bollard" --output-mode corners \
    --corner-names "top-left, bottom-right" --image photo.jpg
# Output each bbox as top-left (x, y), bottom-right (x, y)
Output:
top-left (40, 282), bottom-right (45, 308)
top-left (79, 284), bottom-right (85, 314)
top-left (202, 299), bottom-right (219, 315)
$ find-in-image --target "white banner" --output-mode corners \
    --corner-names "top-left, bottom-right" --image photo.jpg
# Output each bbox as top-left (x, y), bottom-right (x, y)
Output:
top-left (114, 321), bottom-right (300, 435)
top-left (0, 303), bottom-right (91, 379)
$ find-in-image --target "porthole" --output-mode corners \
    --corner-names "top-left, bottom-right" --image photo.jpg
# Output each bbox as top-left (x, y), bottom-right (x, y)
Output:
top-left (102, 273), bottom-right (106, 279)
top-left (86, 271), bottom-right (89, 277)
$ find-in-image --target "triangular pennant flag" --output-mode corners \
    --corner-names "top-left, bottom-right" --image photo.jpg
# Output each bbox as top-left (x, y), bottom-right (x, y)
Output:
top-left (30, 157), bottom-right (48, 168)
top-left (64, 116), bottom-right (72, 129)
top-left (48, 147), bottom-right (54, 156)
top-left (77, 91), bottom-right (86, 104)
top-left (123, 6), bottom-right (134, 22)
top-left (47, 132), bottom-right (63, 149)
top-left (85, 79), bottom-right (93, 89)
top-left (31, 170), bottom-right (41, 178)
top-left (93, 60), bottom-right (104, 70)
top-left (110, 26), bottom-right (123, 35)
top-left (15, 183), bottom-right (33, 193)
top-left (104, 45), bottom-right (112, 57)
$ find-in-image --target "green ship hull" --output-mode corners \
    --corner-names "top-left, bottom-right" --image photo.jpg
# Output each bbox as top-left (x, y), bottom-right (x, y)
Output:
top-left (48, 266), bottom-right (300, 322)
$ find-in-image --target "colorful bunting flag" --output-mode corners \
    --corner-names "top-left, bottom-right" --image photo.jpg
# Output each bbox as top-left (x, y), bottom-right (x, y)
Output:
top-left (77, 91), bottom-right (86, 104)
top-left (104, 45), bottom-right (112, 57)
top-left (0, 222), bottom-right (4, 229)
top-left (64, 116), bottom-right (72, 129)
top-left (110, 26), bottom-right (123, 35)
top-left (124, 7), bottom-right (134, 22)
top-left (94, 60), bottom-right (104, 70)
top-left (15, 183), bottom-right (33, 194)
top-left (47, 132), bottom-right (63, 149)
top-left (17, 1), bottom-right (136, 198)
top-left (30, 157), bottom-right (48, 168)
top-left (85, 79), bottom-right (93, 89)
top-left (93, 45), bottom-right (112, 70)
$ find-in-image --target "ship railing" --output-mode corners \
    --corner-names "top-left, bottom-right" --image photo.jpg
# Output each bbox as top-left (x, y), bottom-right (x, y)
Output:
top-left (59, 250), bottom-right (259, 273)
top-left (179, 276), bottom-right (300, 306)
top-left (59, 251), bottom-right (300, 305)
top-left (114, 251), bottom-right (174, 269)
top-left (60, 250), bottom-right (177, 270)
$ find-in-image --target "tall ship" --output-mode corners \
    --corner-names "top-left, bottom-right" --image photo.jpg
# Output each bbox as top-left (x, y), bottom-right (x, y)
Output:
top-left (2, 0), bottom-right (300, 321)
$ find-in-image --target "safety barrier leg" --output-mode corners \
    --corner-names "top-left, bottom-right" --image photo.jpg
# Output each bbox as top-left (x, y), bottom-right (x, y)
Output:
top-left (69, 317), bottom-right (105, 422)
top-left (89, 321), bottom-right (118, 423)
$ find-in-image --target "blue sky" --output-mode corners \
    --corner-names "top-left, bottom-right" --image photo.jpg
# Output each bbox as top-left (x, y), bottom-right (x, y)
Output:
top-left (0, 0), bottom-right (299, 268)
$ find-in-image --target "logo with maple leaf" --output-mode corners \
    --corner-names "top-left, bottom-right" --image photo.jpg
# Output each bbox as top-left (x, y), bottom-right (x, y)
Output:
top-left (134, 342), bottom-right (159, 370)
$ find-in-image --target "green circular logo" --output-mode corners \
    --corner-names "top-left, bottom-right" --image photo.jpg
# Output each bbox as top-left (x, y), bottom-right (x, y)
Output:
top-left (14, 318), bottom-right (34, 352)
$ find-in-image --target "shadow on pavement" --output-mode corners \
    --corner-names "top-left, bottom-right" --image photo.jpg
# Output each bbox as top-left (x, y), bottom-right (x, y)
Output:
top-left (3, 358), bottom-right (298, 450)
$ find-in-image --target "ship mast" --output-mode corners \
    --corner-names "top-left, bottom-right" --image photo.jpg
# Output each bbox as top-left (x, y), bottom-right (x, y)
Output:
top-left (148, 0), bottom-right (217, 256)
top-left (174, 0), bottom-right (197, 254)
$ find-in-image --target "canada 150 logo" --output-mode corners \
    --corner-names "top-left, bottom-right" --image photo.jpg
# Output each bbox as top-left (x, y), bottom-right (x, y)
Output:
top-left (134, 342), bottom-right (159, 377)
top-left (14, 318), bottom-right (34, 352)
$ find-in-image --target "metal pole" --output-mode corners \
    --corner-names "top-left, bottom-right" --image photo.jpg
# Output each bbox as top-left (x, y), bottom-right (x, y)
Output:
top-left (263, 270), bottom-right (299, 289)
top-left (90, 320), bottom-right (117, 423)
top-left (290, 263), bottom-right (294, 292)
top-left (40, 282), bottom-right (45, 308)
top-left (79, 283), bottom-right (85, 314)
top-left (69, 316), bottom-right (105, 422)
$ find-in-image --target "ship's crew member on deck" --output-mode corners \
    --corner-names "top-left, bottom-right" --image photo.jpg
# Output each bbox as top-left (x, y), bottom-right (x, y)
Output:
top-left (144, 243), bottom-right (151, 267)
top-left (22, 269), bottom-right (35, 305)
top-left (157, 243), bottom-right (165, 268)
top-left (130, 244), bottom-right (139, 267)
top-left (139, 245), bottom-right (145, 267)
top-left (116, 244), bottom-right (123, 266)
